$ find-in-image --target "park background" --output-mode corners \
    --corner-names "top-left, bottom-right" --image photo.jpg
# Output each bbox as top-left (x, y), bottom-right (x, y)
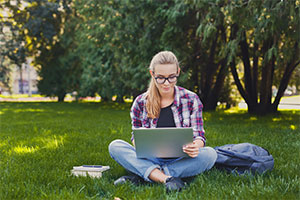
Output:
top-left (0, 0), bottom-right (299, 199)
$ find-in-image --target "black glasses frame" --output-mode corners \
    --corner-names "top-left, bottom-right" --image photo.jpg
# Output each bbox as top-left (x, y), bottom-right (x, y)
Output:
top-left (154, 75), bottom-right (179, 84)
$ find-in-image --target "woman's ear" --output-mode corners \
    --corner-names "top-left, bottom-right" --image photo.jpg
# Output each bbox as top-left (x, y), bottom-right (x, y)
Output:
top-left (149, 70), bottom-right (154, 77)
top-left (177, 67), bottom-right (181, 76)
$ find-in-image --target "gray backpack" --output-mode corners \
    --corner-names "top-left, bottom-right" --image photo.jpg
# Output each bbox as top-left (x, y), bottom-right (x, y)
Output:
top-left (214, 143), bottom-right (274, 175)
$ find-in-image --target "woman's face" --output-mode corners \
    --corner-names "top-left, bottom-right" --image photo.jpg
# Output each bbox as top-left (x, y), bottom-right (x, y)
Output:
top-left (151, 63), bottom-right (179, 96)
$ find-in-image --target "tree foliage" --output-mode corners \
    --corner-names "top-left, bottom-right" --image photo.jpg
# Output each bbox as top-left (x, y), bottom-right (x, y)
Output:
top-left (1, 0), bottom-right (79, 100)
top-left (2, 0), bottom-right (62, 56)
top-left (213, 0), bottom-right (300, 113)
top-left (2, 0), bottom-right (299, 113)
top-left (74, 0), bottom-right (165, 101)
top-left (0, 1), bottom-right (27, 92)
top-left (74, 0), bottom-right (232, 107)
top-left (35, 2), bottom-right (81, 101)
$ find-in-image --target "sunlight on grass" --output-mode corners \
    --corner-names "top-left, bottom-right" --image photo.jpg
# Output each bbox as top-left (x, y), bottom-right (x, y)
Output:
top-left (272, 118), bottom-right (281, 122)
top-left (124, 98), bottom-right (133, 103)
top-left (290, 125), bottom-right (296, 130)
top-left (0, 141), bottom-right (7, 148)
top-left (1, 108), bottom-right (9, 112)
top-left (64, 100), bottom-right (72, 102)
top-left (41, 135), bottom-right (65, 149)
top-left (224, 107), bottom-right (247, 114)
top-left (13, 108), bottom-right (45, 113)
top-left (249, 116), bottom-right (257, 121)
top-left (0, 111), bottom-right (3, 115)
top-left (13, 145), bottom-right (39, 154)
top-left (10, 135), bottom-right (65, 155)
top-left (79, 96), bottom-right (101, 102)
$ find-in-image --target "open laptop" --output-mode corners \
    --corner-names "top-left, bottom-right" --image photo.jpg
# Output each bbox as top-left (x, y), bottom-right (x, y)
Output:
top-left (133, 127), bottom-right (193, 158)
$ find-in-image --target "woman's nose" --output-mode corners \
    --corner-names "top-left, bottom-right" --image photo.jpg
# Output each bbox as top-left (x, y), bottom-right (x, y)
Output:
top-left (163, 79), bottom-right (171, 85)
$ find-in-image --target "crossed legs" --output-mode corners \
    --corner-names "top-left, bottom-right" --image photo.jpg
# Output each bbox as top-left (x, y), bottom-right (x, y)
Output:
top-left (108, 139), bottom-right (217, 182)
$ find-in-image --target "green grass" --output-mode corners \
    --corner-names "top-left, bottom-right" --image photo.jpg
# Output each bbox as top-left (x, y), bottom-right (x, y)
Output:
top-left (0, 102), bottom-right (299, 199)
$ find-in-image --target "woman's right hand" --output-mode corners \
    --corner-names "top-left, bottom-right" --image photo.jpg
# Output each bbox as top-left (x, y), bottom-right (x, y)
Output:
top-left (182, 140), bottom-right (203, 158)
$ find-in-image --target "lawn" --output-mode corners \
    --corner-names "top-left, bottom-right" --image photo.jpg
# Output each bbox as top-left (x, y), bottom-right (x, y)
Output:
top-left (0, 102), bottom-right (299, 199)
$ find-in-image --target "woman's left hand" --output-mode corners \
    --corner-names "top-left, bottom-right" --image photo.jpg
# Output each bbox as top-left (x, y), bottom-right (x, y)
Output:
top-left (182, 140), bottom-right (204, 158)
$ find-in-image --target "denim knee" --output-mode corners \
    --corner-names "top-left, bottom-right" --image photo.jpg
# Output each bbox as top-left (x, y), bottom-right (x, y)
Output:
top-left (108, 139), bottom-right (125, 158)
top-left (204, 147), bottom-right (218, 169)
top-left (193, 146), bottom-right (217, 170)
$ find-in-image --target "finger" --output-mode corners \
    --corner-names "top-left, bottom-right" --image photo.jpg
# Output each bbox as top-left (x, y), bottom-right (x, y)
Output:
top-left (186, 143), bottom-right (197, 148)
top-left (188, 152), bottom-right (199, 158)
top-left (183, 150), bottom-right (199, 153)
top-left (184, 142), bottom-right (197, 148)
top-left (184, 144), bottom-right (198, 149)
top-left (183, 147), bottom-right (199, 152)
top-left (183, 149), bottom-right (199, 155)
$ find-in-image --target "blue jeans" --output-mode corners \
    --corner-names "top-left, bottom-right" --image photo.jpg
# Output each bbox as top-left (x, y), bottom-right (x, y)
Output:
top-left (108, 139), bottom-right (217, 182)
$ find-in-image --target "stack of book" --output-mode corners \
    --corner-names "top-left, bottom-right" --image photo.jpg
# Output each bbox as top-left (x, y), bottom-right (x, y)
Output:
top-left (71, 165), bottom-right (110, 178)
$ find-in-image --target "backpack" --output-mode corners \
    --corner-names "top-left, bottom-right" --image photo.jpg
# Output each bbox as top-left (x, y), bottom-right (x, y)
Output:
top-left (213, 143), bottom-right (274, 175)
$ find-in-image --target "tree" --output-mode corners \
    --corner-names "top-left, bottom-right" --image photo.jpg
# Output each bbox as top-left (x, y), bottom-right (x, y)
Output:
top-left (75, 0), bottom-right (165, 101)
top-left (0, 24), bottom-right (13, 92)
top-left (0, 1), bottom-right (27, 93)
top-left (2, 0), bottom-right (80, 101)
top-left (36, 36), bottom-right (81, 102)
top-left (160, 1), bottom-right (233, 110)
top-left (219, 0), bottom-right (300, 114)
top-left (35, 1), bottom-right (81, 101)
top-left (75, 0), bottom-right (232, 107)
top-left (0, 57), bottom-right (13, 93)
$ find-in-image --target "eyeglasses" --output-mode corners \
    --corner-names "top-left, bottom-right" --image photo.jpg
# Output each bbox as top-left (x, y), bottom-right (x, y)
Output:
top-left (154, 74), bottom-right (178, 84)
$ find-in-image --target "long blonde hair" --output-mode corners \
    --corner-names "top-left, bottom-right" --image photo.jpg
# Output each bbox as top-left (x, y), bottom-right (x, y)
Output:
top-left (146, 51), bottom-right (179, 118)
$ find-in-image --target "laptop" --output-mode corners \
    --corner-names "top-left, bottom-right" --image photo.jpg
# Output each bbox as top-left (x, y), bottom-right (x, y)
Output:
top-left (133, 127), bottom-right (193, 158)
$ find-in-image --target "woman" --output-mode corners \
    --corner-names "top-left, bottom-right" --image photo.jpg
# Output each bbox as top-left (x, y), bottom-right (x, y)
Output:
top-left (109, 51), bottom-right (217, 192)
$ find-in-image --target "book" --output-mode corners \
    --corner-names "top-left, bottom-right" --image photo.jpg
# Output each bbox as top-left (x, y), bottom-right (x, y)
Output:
top-left (71, 165), bottom-right (110, 178)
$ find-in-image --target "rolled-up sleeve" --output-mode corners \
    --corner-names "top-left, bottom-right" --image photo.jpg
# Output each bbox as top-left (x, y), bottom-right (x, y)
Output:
top-left (130, 95), bottom-right (143, 141)
top-left (190, 95), bottom-right (206, 145)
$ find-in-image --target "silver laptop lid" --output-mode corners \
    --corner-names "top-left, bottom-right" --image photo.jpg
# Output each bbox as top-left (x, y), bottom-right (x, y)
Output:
top-left (133, 127), bottom-right (193, 158)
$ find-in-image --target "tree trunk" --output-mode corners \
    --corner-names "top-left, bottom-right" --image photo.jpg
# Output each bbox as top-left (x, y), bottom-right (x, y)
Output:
top-left (240, 31), bottom-right (253, 101)
top-left (259, 56), bottom-right (275, 114)
top-left (228, 23), bottom-right (259, 112)
top-left (19, 66), bottom-right (24, 94)
top-left (205, 59), bottom-right (228, 110)
top-left (202, 33), bottom-right (219, 104)
top-left (190, 45), bottom-right (201, 94)
top-left (58, 92), bottom-right (66, 102)
top-left (101, 96), bottom-right (109, 102)
top-left (204, 25), bottom-right (230, 111)
top-left (252, 43), bottom-right (258, 103)
top-left (271, 42), bottom-right (299, 111)
top-left (256, 39), bottom-right (274, 114)
top-left (116, 95), bottom-right (125, 103)
top-left (190, 33), bottom-right (202, 94)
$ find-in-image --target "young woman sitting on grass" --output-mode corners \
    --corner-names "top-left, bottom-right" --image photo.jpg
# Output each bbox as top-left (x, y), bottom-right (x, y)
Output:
top-left (109, 51), bottom-right (217, 192)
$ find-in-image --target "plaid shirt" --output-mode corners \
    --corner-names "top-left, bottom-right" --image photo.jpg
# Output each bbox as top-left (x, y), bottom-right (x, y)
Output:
top-left (130, 86), bottom-right (206, 145)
